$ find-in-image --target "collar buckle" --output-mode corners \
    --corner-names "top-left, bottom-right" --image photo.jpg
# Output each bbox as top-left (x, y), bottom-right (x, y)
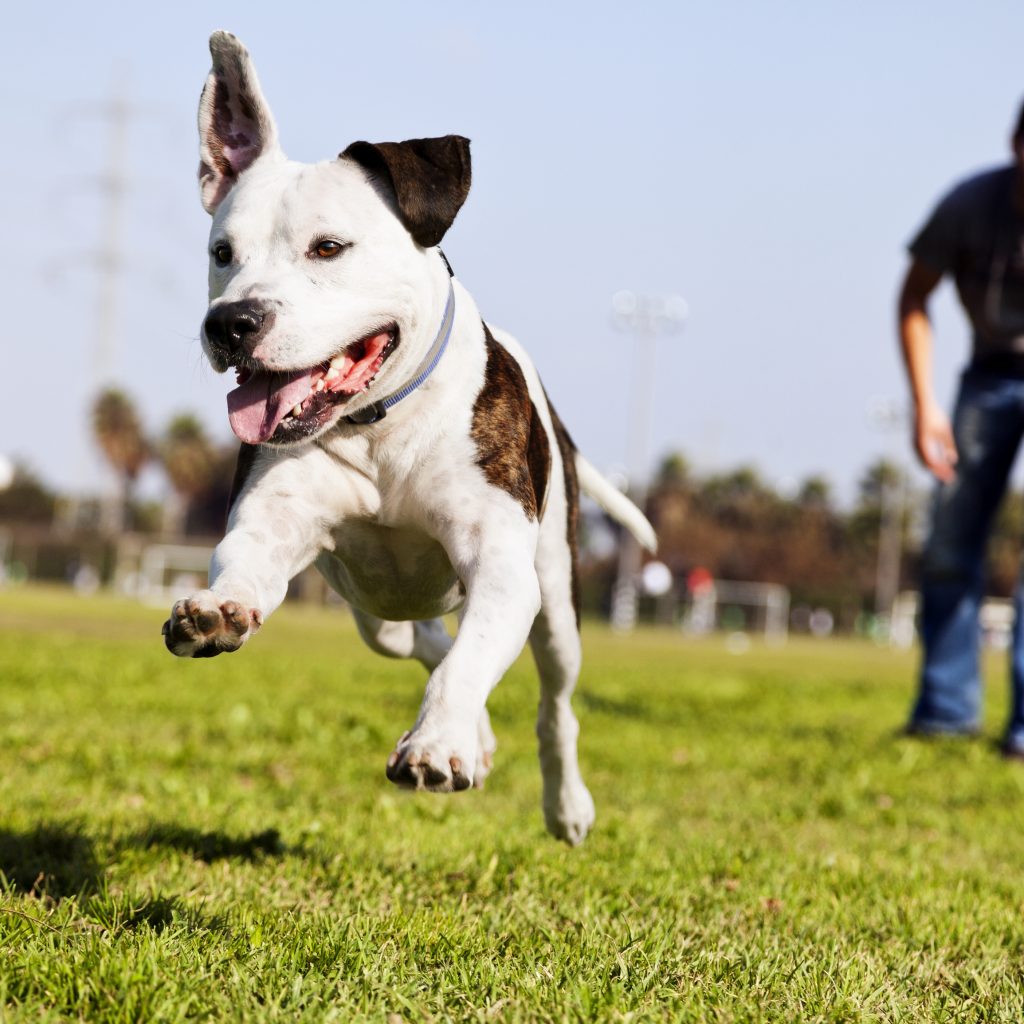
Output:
top-left (343, 400), bottom-right (388, 425)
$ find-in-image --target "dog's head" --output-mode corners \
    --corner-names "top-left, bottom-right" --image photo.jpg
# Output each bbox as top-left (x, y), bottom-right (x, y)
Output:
top-left (196, 31), bottom-right (471, 446)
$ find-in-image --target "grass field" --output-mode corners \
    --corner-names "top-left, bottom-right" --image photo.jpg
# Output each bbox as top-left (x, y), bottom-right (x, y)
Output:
top-left (2, 587), bottom-right (1024, 1022)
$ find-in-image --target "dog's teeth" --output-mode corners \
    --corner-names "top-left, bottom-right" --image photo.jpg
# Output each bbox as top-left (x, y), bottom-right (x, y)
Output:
top-left (325, 368), bottom-right (340, 382)
top-left (314, 379), bottom-right (325, 393)
top-left (330, 355), bottom-right (346, 369)
top-left (291, 403), bottom-right (302, 417)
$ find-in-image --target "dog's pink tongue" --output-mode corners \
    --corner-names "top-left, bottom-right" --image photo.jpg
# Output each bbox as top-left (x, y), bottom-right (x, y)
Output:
top-left (227, 369), bottom-right (313, 444)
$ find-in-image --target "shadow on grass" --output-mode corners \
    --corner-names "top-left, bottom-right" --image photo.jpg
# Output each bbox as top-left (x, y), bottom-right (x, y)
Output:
top-left (82, 891), bottom-right (222, 934)
top-left (0, 825), bottom-right (102, 897)
top-left (106, 893), bottom-right (182, 931)
top-left (127, 823), bottom-right (286, 863)
top-left (0, 822), bottom-right (288, 901)
top-left (577, 689), bottom-right (651, 719)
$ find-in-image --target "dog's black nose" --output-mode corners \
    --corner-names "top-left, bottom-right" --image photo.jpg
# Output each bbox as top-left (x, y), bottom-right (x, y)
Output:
top-left (204, 301), bottom-right (268, 357)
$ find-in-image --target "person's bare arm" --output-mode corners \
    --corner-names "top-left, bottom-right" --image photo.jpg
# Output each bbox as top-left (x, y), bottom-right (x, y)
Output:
top-left (898, 259), bottom-right (957, 482)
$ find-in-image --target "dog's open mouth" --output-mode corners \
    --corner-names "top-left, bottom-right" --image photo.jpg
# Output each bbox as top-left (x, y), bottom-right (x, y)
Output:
top-left (225, 327), bottom-right (398, 444)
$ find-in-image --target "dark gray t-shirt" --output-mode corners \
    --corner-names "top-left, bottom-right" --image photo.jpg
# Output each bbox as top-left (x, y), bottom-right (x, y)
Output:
top-left (909, 165), bottom-right (1024, 364)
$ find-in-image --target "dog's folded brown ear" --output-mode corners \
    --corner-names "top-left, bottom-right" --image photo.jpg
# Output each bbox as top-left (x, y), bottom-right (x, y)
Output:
top-left (198, 31), bottom-right (281, 215)
top-left (341, 136), bottom-right (471, 247)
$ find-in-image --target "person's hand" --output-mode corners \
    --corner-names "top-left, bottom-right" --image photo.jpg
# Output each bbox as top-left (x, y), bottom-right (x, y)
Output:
top-left (914, 402), bottom-right (958, 483)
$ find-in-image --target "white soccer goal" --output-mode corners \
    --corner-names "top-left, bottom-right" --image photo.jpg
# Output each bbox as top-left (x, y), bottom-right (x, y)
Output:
top-left (684, 579), bottom-right (790, 643)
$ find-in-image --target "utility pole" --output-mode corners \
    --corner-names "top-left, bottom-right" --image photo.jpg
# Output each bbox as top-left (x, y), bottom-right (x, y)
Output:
top-left (608, 291), bottom-right (688, 632)
top-left (93, 92), bottom-right (131, 388)
top-left (93, 89), bottom-right (132, 535)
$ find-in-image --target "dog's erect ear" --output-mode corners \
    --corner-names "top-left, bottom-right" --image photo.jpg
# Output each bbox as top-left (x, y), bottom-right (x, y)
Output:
top-left (341, 136), bottom-right (471, 248)
top-left (197, 31), bottom-right (281, 215)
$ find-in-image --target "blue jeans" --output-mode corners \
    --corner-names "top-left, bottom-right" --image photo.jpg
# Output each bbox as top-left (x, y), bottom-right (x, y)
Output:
top-left (910, 367), bottom-right (1024, 746)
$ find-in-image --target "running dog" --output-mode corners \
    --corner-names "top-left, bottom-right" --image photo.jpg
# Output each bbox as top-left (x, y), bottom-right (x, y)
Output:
top-left (162, 31), bottom-right (656, 844)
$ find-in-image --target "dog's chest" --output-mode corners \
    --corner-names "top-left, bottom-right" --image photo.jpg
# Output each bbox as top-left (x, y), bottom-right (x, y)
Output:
top-left (314, 520), bottom-right (463, 621)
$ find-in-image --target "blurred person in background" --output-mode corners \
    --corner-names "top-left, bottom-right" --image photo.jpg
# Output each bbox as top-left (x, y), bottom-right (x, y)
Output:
top-left (899, 101), bottom-right (1024, 755)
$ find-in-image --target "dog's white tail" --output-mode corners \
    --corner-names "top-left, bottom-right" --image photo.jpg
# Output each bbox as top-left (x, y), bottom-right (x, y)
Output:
top-left (575, 453), bottom-right (657, 553)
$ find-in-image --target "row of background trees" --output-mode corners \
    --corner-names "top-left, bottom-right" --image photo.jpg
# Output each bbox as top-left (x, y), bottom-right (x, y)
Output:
top-left (4, 388), bottom-right (1024, 624)
top-left (635, 451), bottom-right (1024, 629)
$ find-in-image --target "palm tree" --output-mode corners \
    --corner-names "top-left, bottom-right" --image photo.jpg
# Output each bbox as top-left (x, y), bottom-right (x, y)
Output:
top-left (159, 414), bottom-right (217, 537)
top-left (92, 388), bottom-right (149, 532)
top-left (796, 475), bottom-right (833, 511)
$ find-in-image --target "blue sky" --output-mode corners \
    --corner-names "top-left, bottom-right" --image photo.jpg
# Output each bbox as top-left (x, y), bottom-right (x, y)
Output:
top-left (5, 1), bottom-right (1024, 504)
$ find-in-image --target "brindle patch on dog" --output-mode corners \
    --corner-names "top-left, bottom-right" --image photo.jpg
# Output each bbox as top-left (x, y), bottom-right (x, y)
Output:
top-left (471, 328), bottom-right (550, 521)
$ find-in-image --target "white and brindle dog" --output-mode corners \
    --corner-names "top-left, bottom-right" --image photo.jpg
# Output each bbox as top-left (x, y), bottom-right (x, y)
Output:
top-left (163, 32), bottom-right (656, 844)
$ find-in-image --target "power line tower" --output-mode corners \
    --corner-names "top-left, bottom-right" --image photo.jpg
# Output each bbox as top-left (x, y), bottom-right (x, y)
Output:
top-left (91, 91), bottom-right (132, 389)
top-left (58, 70), bottom-right (141, 533)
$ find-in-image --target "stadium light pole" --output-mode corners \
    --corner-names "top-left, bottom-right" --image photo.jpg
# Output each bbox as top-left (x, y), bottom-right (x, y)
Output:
top-left (609, 291), bottom-right (689, 631)
top-left (867, 397), bottom-right (908, 639)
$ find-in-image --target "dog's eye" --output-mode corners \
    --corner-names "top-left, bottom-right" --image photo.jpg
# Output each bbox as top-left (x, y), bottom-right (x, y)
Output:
top-left (212, 242), bottom-right (233, 267)
top-left (311, 239), bottom-right (345, 260)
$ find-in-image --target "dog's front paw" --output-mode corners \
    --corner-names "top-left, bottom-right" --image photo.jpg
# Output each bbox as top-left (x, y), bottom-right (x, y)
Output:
top-left (386, 727), bottom-right (477, 793)
top-left (162, 591), bottom-right (262, 658)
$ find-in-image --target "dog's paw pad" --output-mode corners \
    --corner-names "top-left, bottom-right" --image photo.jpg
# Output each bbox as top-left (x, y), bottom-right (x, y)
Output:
top-left (448, 758), bottom-right (472, 791)
top-left (386, 734), bottom-right (476, 793)
top-left (162, 591), bottom-right (260, 658)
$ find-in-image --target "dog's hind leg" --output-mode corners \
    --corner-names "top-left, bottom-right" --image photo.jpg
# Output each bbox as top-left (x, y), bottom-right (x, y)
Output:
top-left (530, 601), bottom-right (594, 843)
top-left (530, 531), bottom-right (595, 845)
top-left (351, 609), bottom-right (451, 671)
top-left (353, 608), bottom-right (498, 785)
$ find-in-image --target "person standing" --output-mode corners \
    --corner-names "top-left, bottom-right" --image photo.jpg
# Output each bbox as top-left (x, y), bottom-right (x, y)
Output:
top-left (900, 102), bottom-right (1024, 753)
